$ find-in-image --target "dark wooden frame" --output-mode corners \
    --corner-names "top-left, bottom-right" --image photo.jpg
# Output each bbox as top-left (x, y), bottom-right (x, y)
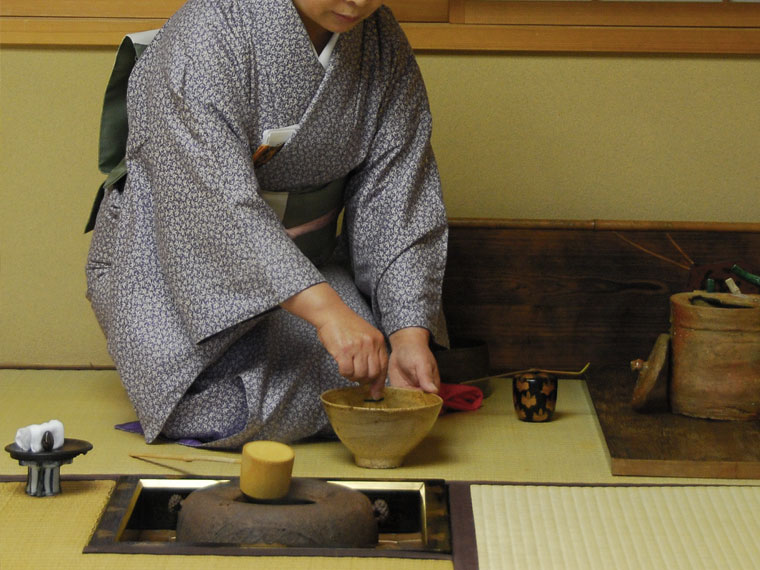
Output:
top-left (2, 0), bottom-right (760, 53)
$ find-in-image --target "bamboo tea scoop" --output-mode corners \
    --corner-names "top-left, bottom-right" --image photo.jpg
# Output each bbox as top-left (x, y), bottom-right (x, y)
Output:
top-left (129, 452), bottom-right (241, 464)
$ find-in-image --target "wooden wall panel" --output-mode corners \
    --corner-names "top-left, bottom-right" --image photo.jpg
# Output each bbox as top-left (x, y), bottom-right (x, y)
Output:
top-left (443, 220), bottom-right (760, 371)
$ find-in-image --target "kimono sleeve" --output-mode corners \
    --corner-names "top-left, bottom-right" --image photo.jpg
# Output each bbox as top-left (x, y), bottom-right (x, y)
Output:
top-left (129, 22), bottom-right (323, 344)
top-left (342, 28), bottom-right (448, 343)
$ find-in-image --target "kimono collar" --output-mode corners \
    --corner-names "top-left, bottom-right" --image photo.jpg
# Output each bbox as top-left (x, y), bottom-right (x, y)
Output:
top-left (251, 0), bottom-right (347, 82)
top-left (315, 33), bottom-right (339, 70)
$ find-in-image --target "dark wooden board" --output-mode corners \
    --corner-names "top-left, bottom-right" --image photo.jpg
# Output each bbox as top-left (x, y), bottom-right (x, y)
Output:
top-left (585, 364), bottom-right (760, 479)
top-left (444, 223), bottom-right (760, 371)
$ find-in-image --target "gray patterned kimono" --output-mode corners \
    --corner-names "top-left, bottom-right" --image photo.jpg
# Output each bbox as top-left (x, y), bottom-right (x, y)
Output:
top-left (86, 0), bottom-right (448, 448)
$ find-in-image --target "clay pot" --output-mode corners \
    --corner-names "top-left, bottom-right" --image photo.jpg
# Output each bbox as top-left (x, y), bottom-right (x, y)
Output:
top-left (670, 292), bottom-right (760, 420)
top-left (320, 387), bottom-right (442, 468)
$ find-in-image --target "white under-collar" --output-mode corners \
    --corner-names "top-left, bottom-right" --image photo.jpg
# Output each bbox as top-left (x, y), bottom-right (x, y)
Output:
top-left (315, 33), bottom-right (339, 69)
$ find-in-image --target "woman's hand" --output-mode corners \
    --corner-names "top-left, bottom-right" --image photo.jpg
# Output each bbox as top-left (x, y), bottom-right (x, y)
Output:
top-left (388, 327), bottom-right (440, 393)
top-left (281, 283), bottom-right (387, 399)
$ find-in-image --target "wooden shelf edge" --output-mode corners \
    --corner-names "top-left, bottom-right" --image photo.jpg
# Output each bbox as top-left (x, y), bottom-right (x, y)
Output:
top-left (404, 23), bottom-right (760, 55)
top-left (461, 1), bottom-right (760, 28)
top-left (611, 457), bottom-right (760, 479)
top-left (3, 18), bottom-right (760, 54)
top-left (0, 0), bottom-right (449, 23)
top-left (0, 18), bottom-right (168, 47)
top-left (448, 218), bottom-right (760, 232)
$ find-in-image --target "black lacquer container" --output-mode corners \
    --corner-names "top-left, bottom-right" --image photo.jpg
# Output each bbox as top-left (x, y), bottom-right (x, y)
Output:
top-left (512, 372), bottom-right (558, 422)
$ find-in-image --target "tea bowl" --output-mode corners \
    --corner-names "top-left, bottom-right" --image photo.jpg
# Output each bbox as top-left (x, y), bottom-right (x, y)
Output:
top-left (320, 386), bottom-right (443, 468)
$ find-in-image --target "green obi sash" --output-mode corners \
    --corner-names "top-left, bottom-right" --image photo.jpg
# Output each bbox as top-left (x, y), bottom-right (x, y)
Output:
top-left (85, 30), bottom-right (158, 233)
top-left (262, 177), bottom-right (345, 265)
top-left (86, 31), bottom-right (345, 265)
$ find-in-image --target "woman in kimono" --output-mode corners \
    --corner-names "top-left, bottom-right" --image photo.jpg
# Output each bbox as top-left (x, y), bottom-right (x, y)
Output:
top-left (86, 0), bottom-right (448, 448)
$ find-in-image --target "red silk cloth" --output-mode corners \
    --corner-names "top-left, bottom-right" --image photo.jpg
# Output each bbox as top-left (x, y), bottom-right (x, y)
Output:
top-left (437, 383), bottom-right (484, 414)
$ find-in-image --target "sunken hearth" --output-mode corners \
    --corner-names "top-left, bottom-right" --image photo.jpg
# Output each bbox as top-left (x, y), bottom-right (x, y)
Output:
top-left (85, 476), bottom-right (452, 560)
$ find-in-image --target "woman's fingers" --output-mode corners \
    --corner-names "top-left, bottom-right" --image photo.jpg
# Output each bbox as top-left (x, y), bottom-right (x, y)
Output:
top-left (279, 283), bottom-right (389, 388)
top-left (387, 327), bottom-right (440, 393)
top-left (415, 362), bottom-right (440, 393)
top-left (320, 317), bottom-right (388, 386)
top-left (367, 374), bottom-right (387, 400)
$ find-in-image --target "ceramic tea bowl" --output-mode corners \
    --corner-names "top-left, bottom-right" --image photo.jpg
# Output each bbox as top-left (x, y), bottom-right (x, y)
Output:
top-left (320, 386), bottom-right (443, 468)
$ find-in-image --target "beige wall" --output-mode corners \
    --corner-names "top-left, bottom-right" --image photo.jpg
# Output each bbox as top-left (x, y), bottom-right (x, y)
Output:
top-left (421, 53), bottom-right (760, 222)
top-left (1, 47), bottom-right (759, 367)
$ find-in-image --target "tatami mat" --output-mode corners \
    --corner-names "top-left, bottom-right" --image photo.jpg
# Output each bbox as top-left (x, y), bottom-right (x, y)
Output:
top-left (4, 368), bottom-right (760, 569)
top-left (1, 369), bottom-right (756, 485)
top-left (471, 484), bottom-right (760, 570)
top-left (0, 480), bottom-right (453, 569)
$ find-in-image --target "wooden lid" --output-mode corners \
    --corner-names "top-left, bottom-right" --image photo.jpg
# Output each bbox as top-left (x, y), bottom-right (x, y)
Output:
top-left (630, 333), bottom-right (670, 413)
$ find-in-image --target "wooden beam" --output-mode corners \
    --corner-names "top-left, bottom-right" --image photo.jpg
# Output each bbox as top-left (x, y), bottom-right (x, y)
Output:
top-left (386, 0), bottom-right (450, 23)
top-left (404, 23), bottom-right (760, 55)
top-left (0, 17), bottom-right (168, 47)
top-left (0, 0), bottom-right (450, 22)
top-left (460, 1), bottom-right (760, 27)
top-left (3, 18), bottom-right (760, 54)
top-left (2, 0), bottom-right (760, 55)
top-left (0, 0), bottom-right (185, 18)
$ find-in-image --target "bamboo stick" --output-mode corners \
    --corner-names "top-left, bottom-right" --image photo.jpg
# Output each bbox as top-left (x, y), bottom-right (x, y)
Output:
top-left (129, 452), bottom-right (241, 464)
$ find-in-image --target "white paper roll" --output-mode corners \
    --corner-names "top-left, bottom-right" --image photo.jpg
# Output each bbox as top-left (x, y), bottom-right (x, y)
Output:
top-left (14, 419), bottom-right (65, 452)
top-left (14, 427), bottom-right (32, 450)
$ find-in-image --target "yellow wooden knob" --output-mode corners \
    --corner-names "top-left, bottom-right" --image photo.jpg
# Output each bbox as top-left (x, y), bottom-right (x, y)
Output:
top-left (240, 441), bottom-right (295, 500)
